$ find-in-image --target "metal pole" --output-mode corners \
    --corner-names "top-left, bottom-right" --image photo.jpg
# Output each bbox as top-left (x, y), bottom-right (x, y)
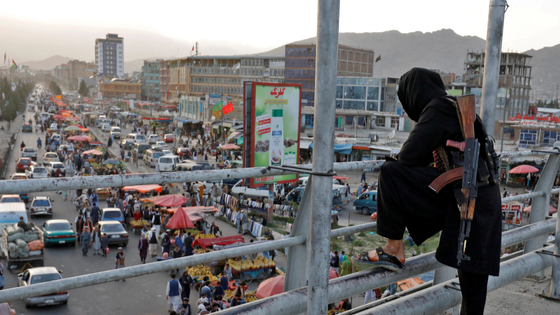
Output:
top-left (543, 207), bottom-right (560, 300)
top-left (500, 89), bottom-right (508, 152)
top-left (480, 0), bottom-right (507, 136)
top-left (308, 0), bottom-right (340, 314)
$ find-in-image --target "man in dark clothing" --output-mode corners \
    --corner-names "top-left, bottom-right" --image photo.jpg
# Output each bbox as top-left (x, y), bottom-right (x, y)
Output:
top-left (359, 68), bottom-right (501, 315)
top-left (90, 203), bottom-right (101, 225)
top-left (17, 216), bottom-right (30, 231)
top-left (108, 137), bottom-right (113, 147)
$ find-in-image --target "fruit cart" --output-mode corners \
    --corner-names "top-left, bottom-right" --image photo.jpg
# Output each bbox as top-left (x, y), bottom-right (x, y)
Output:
top-left (232, 267), bottom-right (271, 283)
top-left (130, 220), bottom-right (151, 234)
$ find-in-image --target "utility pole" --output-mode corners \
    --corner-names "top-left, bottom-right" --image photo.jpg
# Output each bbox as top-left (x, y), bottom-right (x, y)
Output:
top-left (480, 0), bottom-right (508, 136)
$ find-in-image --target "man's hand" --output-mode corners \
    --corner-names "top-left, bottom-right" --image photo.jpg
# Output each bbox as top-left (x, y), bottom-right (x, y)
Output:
top-left (166, 296), bottom-right (169, 300)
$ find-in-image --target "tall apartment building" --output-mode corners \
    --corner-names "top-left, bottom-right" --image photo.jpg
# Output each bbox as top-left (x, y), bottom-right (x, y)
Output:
top-left (285, 44), bottom-right (375, 107)
top-left (240, 56), bottom-right (285, 85)
top-left (100, 79), bottom-right (141, 99)
top-left (95, 33), bottom-right (124, 79)
top-left (462, 51), bottom-right (532, 119)
top-left (142, 59), bottom-right (162, 101)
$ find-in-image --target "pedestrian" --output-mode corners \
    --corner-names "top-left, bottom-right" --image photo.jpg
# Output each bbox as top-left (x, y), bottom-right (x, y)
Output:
top-left (152, 211), bottom-right (162, 235)
top-left (91, 202), bottom-right (100, 225)
top-left (108, 136), bottom-right (113, 147)
top-left (115, 247), bottom-right (126, 281)
top-left (283, 231), bottom-right (290, 256)
top-left (236, 211), bottom-right (243, 234)
top-left (138, 233), bottom-right (148, 263)
top-left (162, 231), bottom-right (171, 255)
top-left (241, 210), bottom-right (248, 234)
top-left (176, 297), bottom-right (192, 315)
top-left (80, 226), bottom-right (91, 256)
top-left (179, 270), bottom-right (193, 301)
top-left (91, 226), bottom-right (102, 255)
top-left (101, 233), bottom-right (109, 257)
top-left (167, 273), bottom-right (182, 313)
top-left (183, 232), bottom-right (193, 256)
top-left (361, 169), bottom-right (366, 183)
top-left (331, 251), bottom-right (340, 274)
top-left (148, 227), bottom-right (159, 257)
top-left (356, 68), bottom-right (501, 315)
top-left (223, 263), bottom-right (233, 280)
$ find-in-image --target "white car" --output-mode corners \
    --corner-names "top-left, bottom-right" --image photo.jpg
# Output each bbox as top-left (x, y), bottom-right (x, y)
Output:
top-left (155, 141), bottom-right (168, 149)
top-left (22, 147), bottom-right (38, 161)
top-left (101, 124), bottom-right (111, 132)
top-left (110, 127), bottom-right (121, 139)
top-left (43, 152), bottom-right (60, 165)
top-left (29, 196), bottom-right (54, 217)
top-left (162, 149), bottom-right (172, 156)
top-left (26, 165), bottom-right (49, 179)
top-left (50, 123), bottom-right (58, 130)
top-left (18, 267), bottom-right (69, 307)
top-left (148, 134), bottom-right (159, 144)
top-left (51, 134), bottom-right (62, 143)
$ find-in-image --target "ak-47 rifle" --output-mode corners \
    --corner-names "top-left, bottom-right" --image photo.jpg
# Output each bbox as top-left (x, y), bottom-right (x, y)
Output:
top-left (429, 94), bottom-right (479, 266)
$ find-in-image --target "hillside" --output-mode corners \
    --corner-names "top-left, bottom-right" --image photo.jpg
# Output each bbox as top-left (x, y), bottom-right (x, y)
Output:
top-left (22, 55), bottom-right (74, 70)
top-left (525, 44), bottom-right (560, 99)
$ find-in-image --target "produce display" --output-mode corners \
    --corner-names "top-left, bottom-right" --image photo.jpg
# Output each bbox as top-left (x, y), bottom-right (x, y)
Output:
top-left (5, 225), bottom-right (43, 259)
top-left (194, 248), bottom-right (210, 254)
top-left (228, 256), bottom-right (275, 271)
top-left (130, 219), bottom-right (150, 228)
top-left (224, 289), bottom-right (258, 302)
top-left (186, 265), bottom-right (219, 282)
top-left (194, 233), bottom-right (215, 240)
top-left (328, 309), bottom-right (345, 315)
top-left (276, 269), bottom-right (285, 276)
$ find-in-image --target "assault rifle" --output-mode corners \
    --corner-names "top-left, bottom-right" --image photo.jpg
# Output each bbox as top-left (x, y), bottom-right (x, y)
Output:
top-left (429, 94), bottom-right (479, 266)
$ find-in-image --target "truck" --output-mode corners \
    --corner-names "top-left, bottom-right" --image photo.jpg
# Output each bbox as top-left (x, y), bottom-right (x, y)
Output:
top-left (1, 222), bottom-right (45, 273)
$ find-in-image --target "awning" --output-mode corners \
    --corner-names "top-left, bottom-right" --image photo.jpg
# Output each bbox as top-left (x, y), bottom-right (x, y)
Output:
top-left (309, 142), bottom-right (353, 155)
top-left (228, 132), bottom-right (241, 140)
top-left (192, 234), bottom-right (245, 249)
top-left (352, 145), bottom-right (371, 151)
top-left (123, 185), bottom-right (162, 193)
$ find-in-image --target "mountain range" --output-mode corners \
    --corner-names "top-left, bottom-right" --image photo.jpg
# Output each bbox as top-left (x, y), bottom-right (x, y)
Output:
top-left (21, 29), bottom-right (560, 98)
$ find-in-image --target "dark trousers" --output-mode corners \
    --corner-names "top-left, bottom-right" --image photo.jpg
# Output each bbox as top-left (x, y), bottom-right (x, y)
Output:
top-left (458, 270), bottom-right (488, 315)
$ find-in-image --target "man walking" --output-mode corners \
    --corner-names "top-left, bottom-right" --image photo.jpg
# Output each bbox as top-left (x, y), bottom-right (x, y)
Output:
top-left (167, 273), bottom-right (182, 313)
top-left (361, 169), bottom-right (366, 183)
top-left (115, 247), bottom-right (126, 281)
top-left (148, 227), bottom-right (159, 258)
top-left (80, 226), bottom-right (91, 256)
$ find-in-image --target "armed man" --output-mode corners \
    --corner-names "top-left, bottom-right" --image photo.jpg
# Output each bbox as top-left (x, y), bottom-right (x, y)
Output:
top-left (355, 68), bottom-right (502, 315)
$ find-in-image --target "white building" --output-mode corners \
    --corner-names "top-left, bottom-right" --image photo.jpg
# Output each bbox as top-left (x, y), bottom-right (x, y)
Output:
top-left (95, 33), bottom-right (124, 79)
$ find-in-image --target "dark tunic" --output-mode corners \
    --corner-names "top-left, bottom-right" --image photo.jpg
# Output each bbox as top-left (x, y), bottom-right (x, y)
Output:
top-left (377, 68), bottom-right (501, 276)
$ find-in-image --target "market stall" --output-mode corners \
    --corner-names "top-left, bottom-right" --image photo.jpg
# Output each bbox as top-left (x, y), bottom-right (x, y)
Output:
top-left (192, 235), bottom-right (245, 250)
top-left (123, 185), bottom-right (162, 194)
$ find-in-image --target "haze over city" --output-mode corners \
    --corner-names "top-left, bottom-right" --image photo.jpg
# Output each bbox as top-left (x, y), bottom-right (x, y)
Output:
top-left (2, 0), bottom-right (560, 62)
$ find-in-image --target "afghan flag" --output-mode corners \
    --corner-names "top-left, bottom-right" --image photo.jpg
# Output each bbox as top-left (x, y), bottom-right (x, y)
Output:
top-left (222, 102), bottom-right (233, 115)
top-left (11, 60), bottom-right (17, 69)
top-left (212, 101), bottom-right (223, 113)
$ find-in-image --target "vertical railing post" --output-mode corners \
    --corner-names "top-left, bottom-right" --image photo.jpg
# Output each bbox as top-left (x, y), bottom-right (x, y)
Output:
top-left (524, 146), bottom-right (560, 254)
top-left (307, 0), bottom-right (340, 314)
top-left (542, 206), bottom-right (560, 300)
top-left (480, 0), bottom-right (507, 136)
top-left (432, 233), bottom-right (459, 315)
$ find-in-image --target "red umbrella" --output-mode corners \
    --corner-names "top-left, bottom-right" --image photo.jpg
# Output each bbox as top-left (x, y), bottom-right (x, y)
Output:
top-left (220, 143), bottom-right (239, 150)
top-left (333, 176), bottom-right (350, 180)
top-left (53, 115), bottom-right (66, 120)
top-left (509, 165), bottom-right (539, 174)
top-left (329, 269), bottom-right (338, 279)
top-left (150, 194), bottom-right (189, 207)
top-left (256, 275), bottom-right (285, 299)
top-left (67, 135), bottom-right (91, 141)
top-left (65, 116), bottom-right (80, 121)
top-left (166, 207), bottom-right (194, 229)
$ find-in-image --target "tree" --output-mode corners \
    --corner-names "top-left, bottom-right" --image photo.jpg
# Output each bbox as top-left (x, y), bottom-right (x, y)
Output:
top-left (78, 80), bottom-right (89, 97)
top-left (49, 80), bottom-right (62, 95)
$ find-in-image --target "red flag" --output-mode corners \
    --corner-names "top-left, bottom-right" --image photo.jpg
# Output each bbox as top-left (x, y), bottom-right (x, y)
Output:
top-left (167, 90), bottom-right (170, 99)
top-left (222, 102), bottom-right (233, 115)
top-left (192, 46), bottom-right (194, 51)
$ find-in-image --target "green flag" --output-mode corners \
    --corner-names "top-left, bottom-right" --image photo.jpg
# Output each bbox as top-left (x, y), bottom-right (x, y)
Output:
top-left (212, 101), bottom-right (223, 113)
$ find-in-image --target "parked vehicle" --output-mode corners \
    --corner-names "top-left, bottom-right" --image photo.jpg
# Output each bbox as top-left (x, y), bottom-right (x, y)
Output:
top-left (143, 149), bottom-right (164, 167)
top-left (127, 133), bottom-right (147, 144)
top-left (132, 143), bottom-right (151, 155)
top-left (100, 124), bottom-right (111, 132)
top-left (158, 155), bottom-right (181, 172)
top-left (175, 147), bottom-right (190, 158)
top-left (110, 126), bottom-right (121, 139)
top-left (40, 219), bottom-right (76, 247)
top-left (45, 162), bottom-right (66, 177)
top-left (148, 134), bottom-right (159, 144)
top-left (231, 180), bottom-right (270, 201)
top-left (51, 134), bottom-right (62, 143)
top-left (17, 267), bottom-right (68, 307)
top-left (97, 221), bottom-right (128, 246)
top-left (101, 208), bottom-right (125, 225)
top-left (29, 196), bottom-right (54, 217)
top-left (353, 191), bottom-right (378, 215)
top-left (286, 186), bottom-right (344, 211)
top-left (22, 147), bottom-right (37, 161)
top-left (16, 158), bottom-right (35, 172)
top-left (26, 165), bottom-right (49, 179)
top-left (164, 134), bottom-right (174, 143)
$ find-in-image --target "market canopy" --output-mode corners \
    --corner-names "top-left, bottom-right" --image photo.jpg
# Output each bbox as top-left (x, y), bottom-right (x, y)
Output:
top-left (65, 125), bottom-right (82, 132)
top-left (67, 135), bottom-right (91, 141)
top-left (167, 206), bottom-right (219, 214)
top-left (166, 206), bottom-right (194, 229)
top-left (256, 275), bottom-right (285, 299)
top-left (309, 142), bottom-right (353, 155)
top-left (53, 115), bottom-right (66, 120)
top-left (123, 184), bottom-right (162, 193)
top-left (141, 194), bottom-right (189, 207)
top-left (192, 234), bottom-right (245, 249)
top-left (82, 149), bottom-right (103, 156)
top-left (220, 143), bottom-right (239, 150)
top-left (509, 165), bottom-right (539, 174)
top-left (65, 116), bottom-right (80, 121)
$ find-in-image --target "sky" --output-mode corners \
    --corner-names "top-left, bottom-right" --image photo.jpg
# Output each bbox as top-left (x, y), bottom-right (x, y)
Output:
top-left (1, 0), bottom-right (559, 62)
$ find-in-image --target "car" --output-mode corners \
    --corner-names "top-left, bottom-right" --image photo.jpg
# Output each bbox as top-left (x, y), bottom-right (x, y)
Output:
top-left (22, 147), bottom-right (38, 161)
top-left (43, 152), bottom-right (60, 166)
top-left (50, 123), bottom-right (58, 130)
top-left (51, 134), bottom-right (62, 143)
top-left (97, 221), bottom-right (128, 246)
top-left (101, 208), bottom-right (125, 224)
top-left (29, 196), bottom-right (54, 217)
top-left (26, 165), bottom-right (49, 179)
top-left (132, 143), bottom-right (151, 155)
top-left (147, 134), bottom-right (159, 144)
top-left (46, 162), bottom-right (66, 177)
top-left (353, 191), bottom-right (378, 215)
top-left (101, 124), bottom-right (111, 132)
top-left (10, 173), bottom-right (29, 203)
top-left (162, 149), bottom-right (173, 156)
top-left (120, 139), bottom-right (135, 150)
top-left (0, 194), bottom-right (23, 203)
top-left (16, 157), bottom-right (35, 172)
top-left (175, 147), bottom-right (190, 158)
top-left (164, 134), bottom-right (174, 143)
top-left (110, 126), bottom-right (121, 139)
top-left (40, 219), bottom-right (76, 246)
top-left (22, 123), bottom-right (33, 132)
top-left (18, 267), bottom-right (69, 308)
top-left (155, 141), bottom-right (168, 149)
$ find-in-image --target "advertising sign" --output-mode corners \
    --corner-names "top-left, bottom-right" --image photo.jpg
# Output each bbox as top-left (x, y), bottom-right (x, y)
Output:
top-left (248, 83), bottom-right (301, 187)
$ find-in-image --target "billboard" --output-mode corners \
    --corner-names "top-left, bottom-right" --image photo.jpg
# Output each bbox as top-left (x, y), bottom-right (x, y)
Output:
top-left (247, 83), bottom-right (302, 187)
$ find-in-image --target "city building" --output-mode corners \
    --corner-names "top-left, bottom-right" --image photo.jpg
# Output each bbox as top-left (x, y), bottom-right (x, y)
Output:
top-left (142, 60), bottom-right (162, 101)
top-left (178, 95), bottom-right (203, 121)
top-left (95, 33), bottom-right (124, 79)
top-left (301, 77), bottom-right (403, 131)
top-left (240, 56), bottom-right (285, 85)
top-left (53, 64), bottom-right (69, 80)
top-left (159, 59), bottom-right (171, 101)
top-left (461, 51), bottom-right (532, 122)
top-left (99, 79), bottom-right (141, 99)
top-left (285, 44), bottom-right (375, 107)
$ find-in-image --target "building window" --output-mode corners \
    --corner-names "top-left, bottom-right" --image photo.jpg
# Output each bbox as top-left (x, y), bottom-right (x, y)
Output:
top-left (343, 100), bottom-right (366, 110)
top-left (367, 101), bottom-right (378, 111)
top-left (376, 116), bottom-right (386, 127)
top-left (519, 129), bottom-right (537, 148)
top-left (305, 114), bottom-right (314, 128)
top-left (367, 87), bottom-right (379, 100)
top-left (343, 86), bottom-right (366, 100)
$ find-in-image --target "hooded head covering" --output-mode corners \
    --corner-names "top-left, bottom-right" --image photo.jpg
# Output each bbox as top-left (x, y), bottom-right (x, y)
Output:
top-left (397, 68), bottom-right (447, 122)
